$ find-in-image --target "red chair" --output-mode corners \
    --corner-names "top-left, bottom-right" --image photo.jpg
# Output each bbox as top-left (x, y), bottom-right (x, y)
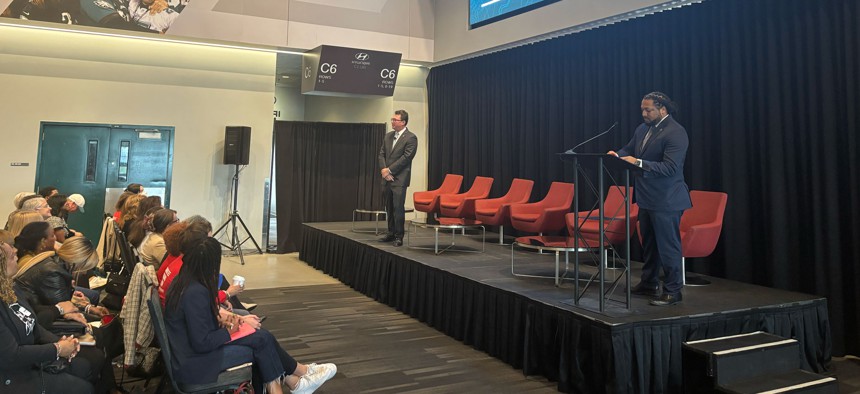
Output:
top-left (439, 176), bottom-right (494, 219)
top-left (680, 190), bottom-right (728, 285)
top-left (509, 182), bottom-right (575, 235)
top-left (474, 178), bottom-right (534, 244)
top-left (566, 186), bottom-right (638, 247)
top-left (413, 174), bottom-right (463, 218)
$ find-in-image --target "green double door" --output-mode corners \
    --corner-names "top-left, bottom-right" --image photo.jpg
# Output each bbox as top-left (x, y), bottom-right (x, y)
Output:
top-left (36, 122), bottom-right (174, 242)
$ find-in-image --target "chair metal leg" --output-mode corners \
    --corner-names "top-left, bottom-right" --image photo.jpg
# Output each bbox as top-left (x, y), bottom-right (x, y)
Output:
top-left (682, 256), bottom-right (712, 286)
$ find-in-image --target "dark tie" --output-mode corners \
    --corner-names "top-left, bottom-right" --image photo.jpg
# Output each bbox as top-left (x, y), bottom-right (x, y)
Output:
top-left (641, 127), bottom-right (653, 152)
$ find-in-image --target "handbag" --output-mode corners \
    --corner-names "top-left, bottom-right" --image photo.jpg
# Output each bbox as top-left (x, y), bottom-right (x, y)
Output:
top-left (94, 314), bottom-right (124, 361)
top-left (104, 272), bottom-right (130, 297)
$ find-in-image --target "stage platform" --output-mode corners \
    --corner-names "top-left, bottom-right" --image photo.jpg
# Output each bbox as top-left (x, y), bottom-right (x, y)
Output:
top-left (299, 222), bottom-right (832, 393)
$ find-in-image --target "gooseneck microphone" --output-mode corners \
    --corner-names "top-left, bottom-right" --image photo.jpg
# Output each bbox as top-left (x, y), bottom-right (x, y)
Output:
top-left (565, 121), bottom-right (619, 153)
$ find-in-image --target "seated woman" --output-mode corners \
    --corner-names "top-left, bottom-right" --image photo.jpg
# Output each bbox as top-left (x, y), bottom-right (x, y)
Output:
top-left (165, 237), bottom-right (337, 394)
top-left (131, 208), bottom-right (176, 268)
top-left (6, 210), bottom-right (44, 238)
top-left (0, 239), bottom-right (103, 393)
top-left (13, 222), bottom-right (109, 320)
top-left (158, 217), bottom-right (243, 310)
top-left (56, 237), bottom-right (103, 307)
top-left (117, 194), bottom-right (145, 235)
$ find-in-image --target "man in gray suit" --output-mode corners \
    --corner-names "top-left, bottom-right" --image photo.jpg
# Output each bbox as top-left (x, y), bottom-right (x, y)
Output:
top-left (378, 109), bottom-right (418, 246)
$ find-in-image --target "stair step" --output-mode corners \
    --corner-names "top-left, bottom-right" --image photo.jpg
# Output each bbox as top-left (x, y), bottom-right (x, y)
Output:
top-left (683, 331), bottom-right (801, 389)
top-left (719, 369), bottom-right (837, 394)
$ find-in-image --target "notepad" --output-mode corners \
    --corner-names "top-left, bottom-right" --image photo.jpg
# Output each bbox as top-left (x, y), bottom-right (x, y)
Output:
top-left (229, 322), bottom-right (256, 342)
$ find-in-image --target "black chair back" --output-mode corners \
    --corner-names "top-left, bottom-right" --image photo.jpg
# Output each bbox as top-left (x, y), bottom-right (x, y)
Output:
top-left (146, 287), bottom-right (252, 394)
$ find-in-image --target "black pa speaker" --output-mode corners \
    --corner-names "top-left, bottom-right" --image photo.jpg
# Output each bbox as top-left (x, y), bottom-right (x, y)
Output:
top-left (224, 126), bottom-right (251, 165)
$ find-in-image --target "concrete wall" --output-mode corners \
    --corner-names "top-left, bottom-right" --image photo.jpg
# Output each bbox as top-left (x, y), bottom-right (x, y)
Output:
top-left (0, 25), bottom-right (276, 241)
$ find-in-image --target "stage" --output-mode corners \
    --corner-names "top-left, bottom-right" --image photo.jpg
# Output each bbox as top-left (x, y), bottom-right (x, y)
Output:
top-left (298, 222), bottom-right (832, 393)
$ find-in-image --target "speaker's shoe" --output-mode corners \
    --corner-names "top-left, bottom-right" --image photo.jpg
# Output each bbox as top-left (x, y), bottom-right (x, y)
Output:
top-left (649, 293), bottom-right (682, 306)
top-left (630, 282), bottom-right (660, 297)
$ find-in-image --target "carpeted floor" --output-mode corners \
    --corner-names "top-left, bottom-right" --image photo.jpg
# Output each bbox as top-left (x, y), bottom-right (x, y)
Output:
top-left (118, 282), bottom-right (860, 393)
top-left (119, 283), bottom-right (557, 393)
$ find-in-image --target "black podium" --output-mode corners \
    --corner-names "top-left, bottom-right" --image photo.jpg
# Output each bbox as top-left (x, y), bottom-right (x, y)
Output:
top-left (559, 152), bottom-right (642, 312)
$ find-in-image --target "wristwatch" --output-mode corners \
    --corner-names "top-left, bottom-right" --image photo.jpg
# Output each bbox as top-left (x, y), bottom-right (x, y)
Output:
top-left (634, 159), bottom-right (643, 168)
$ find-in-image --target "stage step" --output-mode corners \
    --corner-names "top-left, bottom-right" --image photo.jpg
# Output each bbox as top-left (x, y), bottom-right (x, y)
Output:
top-left (718, 369), bottom-right (837, 394)
top-left (683, 331), bottom-right (802, 390)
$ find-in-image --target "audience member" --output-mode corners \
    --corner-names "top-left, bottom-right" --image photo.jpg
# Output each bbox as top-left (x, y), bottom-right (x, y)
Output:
top-left (22, 197), bottom-right (53, 219)
top-left (0, 238), bottom-right (98, 393)
top-left (6, 210), bottom-right (44, 238)
top-left (13, 222), bottom-right (108, 319)
top-left (118, 194), bottom-right (145, 234)
top-left (66, 193), bottom-right (86, 214)
top-left (136, 208), bottom-right (176, 268)
top-left (56, 236), bottom-right (102, 306)
top-left (46, 194), bottom-right (78, 242)
top-left (12, 191), bottom-right (36, 209)
top-left (38, 186), bottom-right (59, 199)
top-left (165, 237), bottom-right (337, 394)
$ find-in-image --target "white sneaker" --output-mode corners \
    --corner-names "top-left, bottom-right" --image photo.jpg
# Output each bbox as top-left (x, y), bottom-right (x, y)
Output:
top-left (291, 363), bottom-right (337, 394)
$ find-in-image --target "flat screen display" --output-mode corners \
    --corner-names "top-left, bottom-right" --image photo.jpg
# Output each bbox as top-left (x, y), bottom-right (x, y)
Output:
top-left (469, 0), bottom-right (561, 29)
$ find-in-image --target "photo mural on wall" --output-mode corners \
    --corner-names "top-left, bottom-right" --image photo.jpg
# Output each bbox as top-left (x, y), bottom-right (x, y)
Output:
top-left (1, 0), bottom-right (189, 34)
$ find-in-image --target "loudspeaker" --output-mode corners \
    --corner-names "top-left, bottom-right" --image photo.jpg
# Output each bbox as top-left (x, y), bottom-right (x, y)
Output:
top-left (224, 126), bottom-right (251, 165)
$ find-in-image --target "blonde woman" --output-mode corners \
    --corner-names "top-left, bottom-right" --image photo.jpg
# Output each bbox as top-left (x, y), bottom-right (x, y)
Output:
top-left (6, 210), bottom-right (44, 238)
top-left (56, 237), bottom-right (102, 307)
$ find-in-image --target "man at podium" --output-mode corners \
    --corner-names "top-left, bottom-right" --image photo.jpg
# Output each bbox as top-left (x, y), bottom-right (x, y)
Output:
top-left (608, 92), bottom-right (692, 306)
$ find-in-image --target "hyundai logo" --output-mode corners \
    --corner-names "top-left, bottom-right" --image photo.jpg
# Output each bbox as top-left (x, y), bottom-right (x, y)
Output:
top-left (355, 53), bottom-right (370, 61)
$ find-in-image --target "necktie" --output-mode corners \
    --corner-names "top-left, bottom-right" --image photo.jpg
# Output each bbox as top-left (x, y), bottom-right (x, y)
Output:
top-left (641, 127), bottom-right (653, 152)
top-left (392, 132), bottom-right (401, 147)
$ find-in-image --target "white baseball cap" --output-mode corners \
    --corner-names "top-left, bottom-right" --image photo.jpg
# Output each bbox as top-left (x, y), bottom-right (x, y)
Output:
top-left (68, 193), bottom-right (86, 213)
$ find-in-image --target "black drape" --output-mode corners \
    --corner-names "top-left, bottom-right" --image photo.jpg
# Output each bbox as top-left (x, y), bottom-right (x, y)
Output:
top-left (273, 121), bottom-right (385, 253)
top-left (428, 0), bottom-right (859, 356)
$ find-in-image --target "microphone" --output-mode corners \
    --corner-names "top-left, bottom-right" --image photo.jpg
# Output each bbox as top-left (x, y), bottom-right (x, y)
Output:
top-left (565, 121), bottom-right (619, 153)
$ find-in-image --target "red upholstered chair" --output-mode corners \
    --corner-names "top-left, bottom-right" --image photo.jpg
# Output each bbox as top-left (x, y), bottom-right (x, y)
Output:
top-left (413, 174), bottom-right (463, 218)
top-left (679, 190), bottom-right (728, 285)
top-left (565, 186), bottom-right (638, 247)
top-left (439, 176), bottom-right (494, 219)
top-left (509, 182), bottom-right (575, 235)
top-left (474, 178), bottom-right (534, 244)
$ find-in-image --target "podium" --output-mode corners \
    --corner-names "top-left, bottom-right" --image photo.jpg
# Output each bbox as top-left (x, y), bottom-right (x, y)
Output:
top-left (558, 152), bottom-right (642, 312)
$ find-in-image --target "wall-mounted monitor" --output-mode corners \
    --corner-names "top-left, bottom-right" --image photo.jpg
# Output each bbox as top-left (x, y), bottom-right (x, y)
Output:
top-left (469, 0), bottom-right (561, 29)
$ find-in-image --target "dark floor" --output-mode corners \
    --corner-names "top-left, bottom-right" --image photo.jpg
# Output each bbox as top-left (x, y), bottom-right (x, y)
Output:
top-left (117, 282), bottom-right (860, 393)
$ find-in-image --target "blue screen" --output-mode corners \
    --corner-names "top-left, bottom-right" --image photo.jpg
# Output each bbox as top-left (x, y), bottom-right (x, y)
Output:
top-left (469, 0), bottom-right (560, 28)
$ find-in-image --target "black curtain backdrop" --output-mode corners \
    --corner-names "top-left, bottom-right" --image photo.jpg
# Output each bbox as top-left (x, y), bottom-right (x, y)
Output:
top-left (427, 0), bottom-right (859, 356)
top-left (274, 121), bottom-right (385, 253)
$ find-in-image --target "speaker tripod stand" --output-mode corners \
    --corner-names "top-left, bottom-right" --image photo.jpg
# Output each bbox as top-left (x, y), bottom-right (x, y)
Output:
top-left (214, 163), bottom-right (263, 265)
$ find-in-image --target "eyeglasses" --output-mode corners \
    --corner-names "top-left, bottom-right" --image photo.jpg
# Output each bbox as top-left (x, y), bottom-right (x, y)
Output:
top-left (390, 118), bottom-right (404, 123)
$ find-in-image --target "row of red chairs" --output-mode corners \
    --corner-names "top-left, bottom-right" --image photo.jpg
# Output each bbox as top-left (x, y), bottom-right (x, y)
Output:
top-left (413, 174), bottom-right (728, 283)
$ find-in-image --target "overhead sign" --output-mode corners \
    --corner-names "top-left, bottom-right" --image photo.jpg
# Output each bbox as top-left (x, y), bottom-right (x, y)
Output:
top-left (301, 45), bottom-right (402, 97)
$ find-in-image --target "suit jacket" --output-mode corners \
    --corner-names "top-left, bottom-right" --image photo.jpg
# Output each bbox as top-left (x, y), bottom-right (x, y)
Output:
top-left (0, 288), bottom-right (61, 392)
top-left (164, 282), bottom-right (231, 385)
top-left (617, 115), bottom-right (692, 211)
top-left (378, 127), bottom-right (417, 187)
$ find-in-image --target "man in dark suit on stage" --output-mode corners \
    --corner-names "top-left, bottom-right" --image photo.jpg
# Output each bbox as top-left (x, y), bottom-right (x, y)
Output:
top-left (609, 92), bottom-right (692, 306)
top-left (378, 109), bottom-right (418, 246)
